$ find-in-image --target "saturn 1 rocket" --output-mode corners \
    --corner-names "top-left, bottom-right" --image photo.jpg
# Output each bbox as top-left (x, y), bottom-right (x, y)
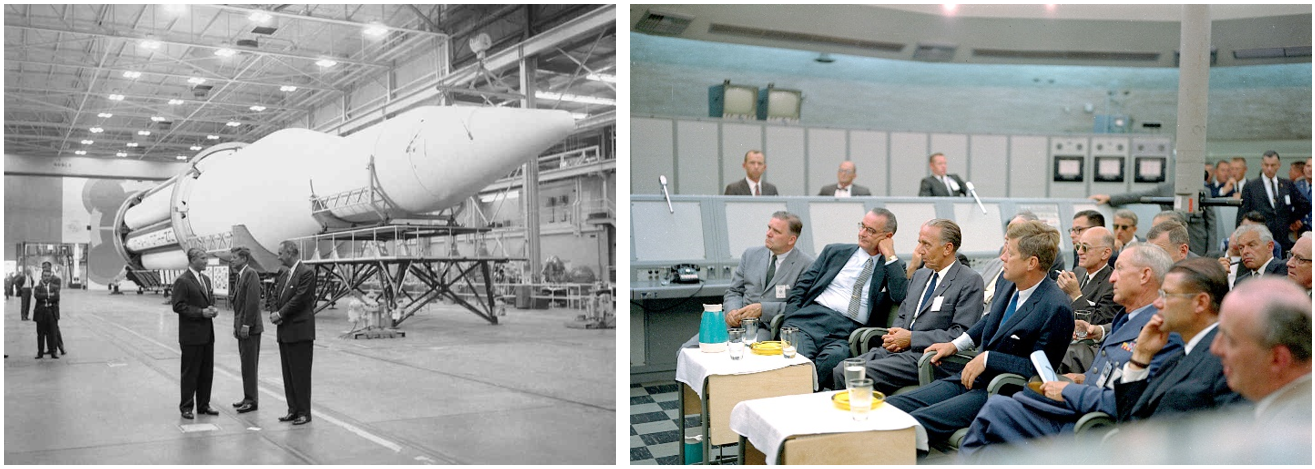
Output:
top-left (112, 106), bottom-right (576, 270)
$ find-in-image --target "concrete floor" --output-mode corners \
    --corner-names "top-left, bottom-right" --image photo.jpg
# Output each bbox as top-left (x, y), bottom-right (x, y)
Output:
top-left (4, 289), bottom-right (615, 464)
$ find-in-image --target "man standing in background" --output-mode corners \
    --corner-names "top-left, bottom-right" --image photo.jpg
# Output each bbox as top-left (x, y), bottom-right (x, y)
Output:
top-left (724, 150), bottom-right (778, 196)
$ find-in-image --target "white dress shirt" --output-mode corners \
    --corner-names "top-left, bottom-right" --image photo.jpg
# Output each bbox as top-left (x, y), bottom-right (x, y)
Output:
top-left (814, 249), bottom-right (898, 325)
top-left (833, 184), bottom-right (852, 198)
top-left (745, 177), bottom-right (762, 196)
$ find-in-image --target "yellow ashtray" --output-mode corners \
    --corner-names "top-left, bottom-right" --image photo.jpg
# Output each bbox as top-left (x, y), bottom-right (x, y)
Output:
top-left (750, 341), bottom-right (783, 355)
top-left (1026, 381), bottom-right (1045, 395)
top-left (832, 390), bottom-right (886, 411)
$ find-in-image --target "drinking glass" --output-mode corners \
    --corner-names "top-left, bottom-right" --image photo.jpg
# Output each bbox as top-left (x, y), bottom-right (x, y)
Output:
top-left (741, 318), bottom-right (759, 346)
top-left (1074, 310), bottom-right (1092, 339)
top-left (780, 326), bottom-right (799, 358)
top-left (843, 358), bottom-right (866, 385)
top-left (848, 378), bottom-right (874, 421)
top-left (728, 328), bottom-right (745, 360)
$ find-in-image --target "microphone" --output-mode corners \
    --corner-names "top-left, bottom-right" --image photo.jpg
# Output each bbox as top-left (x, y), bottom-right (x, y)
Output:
top-left (965, 182), bottom-right (988, 215)
top-left (659, 175), bottom-right (673, 213)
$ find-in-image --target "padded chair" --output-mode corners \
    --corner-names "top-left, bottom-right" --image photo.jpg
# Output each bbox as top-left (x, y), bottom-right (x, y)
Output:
top-left (910, 353), bottom-right (1037, 450)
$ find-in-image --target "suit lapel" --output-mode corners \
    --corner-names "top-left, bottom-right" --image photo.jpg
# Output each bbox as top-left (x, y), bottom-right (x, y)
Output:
top-left (815, 246), bottom-right (856, 294)
top-left (916, 264), bottom-right (955, 316)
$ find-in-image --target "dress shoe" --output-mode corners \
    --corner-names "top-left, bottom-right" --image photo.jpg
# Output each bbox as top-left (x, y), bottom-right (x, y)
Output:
top-left (292, 415), bottom-right (311, 425)
top-left (232, 400), bottom-right (248, 408)
top-left (199, 407), bottom-right (219, 416)
top-left (278, 413), bottom-right (298, 422)
top-left (51, 355), bottom-right (59, 359)
top-left (236, 403), bottom-right (258, 414)
top-left (34, 354), bottom-right (43, 359)
top-left (181, 411), bottom-right (195, 420)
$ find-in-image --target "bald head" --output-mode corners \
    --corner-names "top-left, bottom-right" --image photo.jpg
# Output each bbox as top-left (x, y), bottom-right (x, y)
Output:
top-left (1076, 226), bottom-right (1114, 271)
top-left (1211, 278), bottom-right (1312, 401)
top-left (837, 161), bottom-right (857, 187)
top-left (1288, 235), bottom-right (1312, 290)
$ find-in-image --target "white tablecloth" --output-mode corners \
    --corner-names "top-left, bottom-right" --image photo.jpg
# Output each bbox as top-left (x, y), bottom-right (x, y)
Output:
top-left (675, 346), bottom-right (817, 398)
top-left (729, 392), bottom-right (929, 464)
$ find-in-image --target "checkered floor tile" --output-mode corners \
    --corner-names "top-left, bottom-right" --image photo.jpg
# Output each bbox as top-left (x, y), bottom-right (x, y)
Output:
top-left (630, 380), bottom-right (741, 465)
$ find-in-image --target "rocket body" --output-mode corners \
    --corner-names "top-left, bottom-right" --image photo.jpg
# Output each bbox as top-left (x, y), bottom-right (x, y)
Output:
top-left (114, 106), bottom-right (575, 270)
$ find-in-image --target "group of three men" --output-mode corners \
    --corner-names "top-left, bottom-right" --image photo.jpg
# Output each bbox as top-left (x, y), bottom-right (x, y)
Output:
top-left (724, 150), bottom-right (968, 198)
top-left (716, 206), bottom-right (1309, 456)
top-left (172, 241), bottom-right (317, 425)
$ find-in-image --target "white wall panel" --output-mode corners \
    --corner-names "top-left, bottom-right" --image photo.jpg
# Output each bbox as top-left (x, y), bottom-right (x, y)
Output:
top-left (807, 128), bottom-right (848, 196)
top-left (764, 126), bottom-right (806, 196)
top-left (632, 118), bottom-right (674, 194)
top-left (889, 132), bottom-right (929, 197)
top-left (1009, 136), bottom-right (1049, 198)
top-left (676, 121), bottom-right (721, 195)
top-left (806, 202), bottom-right (869, 254)
top-left (969, 135), bottom-right (1010, 198)
top-left (849, 131), bottom-right (888, 196)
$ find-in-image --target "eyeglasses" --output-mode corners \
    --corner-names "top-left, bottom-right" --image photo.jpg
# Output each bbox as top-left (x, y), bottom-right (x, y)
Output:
top-left (838, 169), bottom-right (855, 174)
top-left (1158, 289), bottom-right (1200, 301)
top-left (1287, 252), bottom-right (1313, 264)
top-left (857, 222), bottom-right (884, 236)
top-left (1113, 224), bottom-right (1135, 231)
top-left (1075, 243), bottom-right (1108, 252)
top-left (1069, 226), bottom-right (1092, 235)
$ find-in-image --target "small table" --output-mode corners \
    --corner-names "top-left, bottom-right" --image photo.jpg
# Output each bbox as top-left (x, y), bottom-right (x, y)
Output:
top-left (675, 346), bottom-right (817, 464)
top-left (729, 392), bottom-right (926, 465)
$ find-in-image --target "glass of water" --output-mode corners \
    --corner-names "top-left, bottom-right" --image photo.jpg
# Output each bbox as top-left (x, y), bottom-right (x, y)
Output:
top-left (780, 326), bottom-right (799, 359)
top-left (728, 328), bottom-right (745, 360)
top-left (848, 378), bottom-right (874, 421)
top-left (741, 318), bottom-right (759, 346)
top-left (1074, 310), bottom-right (1092, 339)
top-left (843, 358), bottom-right (866, 385)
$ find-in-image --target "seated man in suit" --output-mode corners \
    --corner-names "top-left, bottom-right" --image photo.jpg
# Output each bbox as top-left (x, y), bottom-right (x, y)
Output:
top-left (682, 211), bottom-right (815, 346)
top-left (1287, 234), bottom-right (1311, 295)
top-left (1231, 224), bottom-right (1288, 287)
top-left (781, 208), bottom-right (907, 386)
top-left (918, 153), bottom-right (968, 197)
top-left (1057, 226), bottom-right (1119, 374)
top-left (1211, 277), bottom-right (1311, 425)
top-left (818, 161), bottom-right (871, 197)
top-left (724, 150), bottom-right (778, 196)
top-left (1067, 210), bottom-right (1106, 270)
top-left (959, 244), bottom-right (1183, 457)
top-left (832, 219), bottom-right (984, 393)
top-left (1112, 258), bottom-right (1244, 423)
top-left (885, 220), bottom-right (1073, 450)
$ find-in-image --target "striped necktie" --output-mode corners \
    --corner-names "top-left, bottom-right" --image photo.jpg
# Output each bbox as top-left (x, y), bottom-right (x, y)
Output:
top-left (846, 258), bottom-right (875, 321)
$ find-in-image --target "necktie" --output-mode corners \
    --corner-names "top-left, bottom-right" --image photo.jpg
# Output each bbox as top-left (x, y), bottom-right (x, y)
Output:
top-left (753, 183), bottom-right (760, 196)
top-left (1111, 312), bottom-right (1130, 336)
top-left (1079, 274), bottom-right (1088, 291)
top-left (846, 258), bottom-right (875, 321)
top-left (943, 176), bottom-right (953, 194)
top-left (1000, 292), bottom-right (1019, 324)
top-left (765, 254), bottom-right (777, 285)
top-left (1268, 177), bottom-right (1278, 207)
top-left (913, 272), bottom-right (939, 326)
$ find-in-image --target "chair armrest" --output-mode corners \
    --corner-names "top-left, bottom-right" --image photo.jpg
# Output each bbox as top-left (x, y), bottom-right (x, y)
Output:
top-left (917, 350), bottom-right (977, 386)
top-left (987, 373), bottom-right (1027, 395)
top-left (849, 327), bottom-right (889, 356)
top-left (1075, 411), bottom-right (1116, 435)
top-left (770, 314), bottom-right (785, 340)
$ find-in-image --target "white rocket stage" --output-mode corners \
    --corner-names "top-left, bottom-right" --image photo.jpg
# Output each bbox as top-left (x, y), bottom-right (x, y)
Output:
top-left (3, 288), bottom-right (614, 464)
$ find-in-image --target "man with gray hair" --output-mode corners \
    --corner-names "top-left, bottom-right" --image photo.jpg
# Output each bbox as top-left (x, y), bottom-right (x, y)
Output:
top-left (1211, 277), bottom-right (1311, 424)
top-left (229, 246), bottom-right (264, 414)
top-left (272, 240), bottom-right (318, 425)
top-left (172, 247), bottom-right (220, 420)
top-left (1112, 209), bottom-right (1142, 250)
top-left (961, 243), bottom-right (1183, 457)
top-left (1146, 221), bottom-right (1193, 262)
top-left (1230, 224), bottom-right (1288, 287)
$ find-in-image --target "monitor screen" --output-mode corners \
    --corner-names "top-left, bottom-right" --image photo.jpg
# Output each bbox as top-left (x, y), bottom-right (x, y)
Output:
top-left (723, 85), bottom-right (758, 117)
top-left (763, 89), bottom-right (802, 121)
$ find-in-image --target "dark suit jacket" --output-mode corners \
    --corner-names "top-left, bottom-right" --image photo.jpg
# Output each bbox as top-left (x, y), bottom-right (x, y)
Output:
top-left (1236, 176), bottom-right (1296, 251)
top-left (1234, 258), bottom-right (1289, 287)
top-left (961, 277), bottom-right (1074, 388)
top-left (785, 244), bottom-right (908, 328)
top-left (1114, 327), bottom-right (1245, 422)
top-left (274, 262), bottom-right (317, 343)
top-left (231, 266), bottom-right (264, 336)
top-left (893, 262), bottom-right (985, 351)
top-left (1072, 265), bottom-right (1119, 325)
top-left (33, 275), bottom-right (61, 323)
top-left (918, 174), bottom-right (968, 197)
top-left (172, 270), bottom-right (215, 346)
top-left (817, 183), bottom-right (872, 197)
top-left (724, 179), bottom-right (779, 196)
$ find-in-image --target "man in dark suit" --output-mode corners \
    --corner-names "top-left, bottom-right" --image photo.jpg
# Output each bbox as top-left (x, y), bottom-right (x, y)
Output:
top-left (918, 153), bottom-right (968, 197)
top-left (1237, 151), bottom-right (1296, 253)
top-left (782, 208), bottom-right (907, 386)
top-left (682, 211), bottom-right (815, 346)
top-left (16, 268), bottom-right (33, 321)
top-left (229, 246), bottom-right (264, 414)
top-left (33, 262), bottom-right (61, 359)
top-left (959, 244), bottom-right (1183, 457)
top-left (818, 161), bottom-right (872, 197)
top-left (885, 220), bottom-right (1073, 449)
top-left (1057, 227), bottom-right (1119, 374)
top-left (833, 219), bottom-right (984, 393)
top-left (1232, 224), bottom-right (1288, 287)
top-left (172, 248), bottom-right (219, 420)
top-left (1113, 258), bottom-right (1244, 423)
top-left (272, 240), bottom-right (317, 425)
top-left (724, 150), bottom-right (778, 196)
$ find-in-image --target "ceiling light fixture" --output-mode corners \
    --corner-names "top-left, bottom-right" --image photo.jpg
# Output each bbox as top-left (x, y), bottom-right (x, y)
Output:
top-left (122, 71), bottom-right (142, 79)
top-left (140, 39), bottom-right (161, 49)
top-left (363, 23), bottom-right (388, 37)
top-left (214, 48), bottom-right (237, 57)
top-left (315, 59), bottom-right (338, 68)
top-left (74, 150), bottom-right (87, 155)
top-left (942, 4), bottom-right (958, 14)
top-left (89, 127), bottom-right (104, 133)
top-left (126, 142), bottom-right (139, 147)
top-left (168, 99), bottom-right (185, 105)
top-left (108, 94), bottom-right (125, 101)
top-left (150, 116), bottom-right (167, 122)
top-left (248, 11), bottom-right (272, 23)
top-left (163, 5), bottom-right (186, 14)
top-left (80, 140), bottom-right (93, 145)
top-left (190, 145), bottom-right (203, 151)
top-left (280, 85), bottom-right (297, 92)
top-left (97, 112), bottom-right (112, 118)
top-left (249, 105), bottom-right (266, 112)
top-left (116, 152), bottom-right (128, 157)
top-left (226, 121), bottom-right (241, 127)
top-left (176, 155), bottom-right (188, 160)
top-left (534, 91), bottom-right (616, 106)
top-left (188, 77), bottom-right (206, 85)
top-left (206, 135), bottom-right (219, 140)
top-left (138, 130), bottom-right (151, 136)
top-left (571, 113), bottom-right (589, 120)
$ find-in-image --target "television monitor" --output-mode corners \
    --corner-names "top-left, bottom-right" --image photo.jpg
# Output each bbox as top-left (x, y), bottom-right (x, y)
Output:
top-left (708, 81), bottom-right (759, 119)
top-left (759, 87), bottom-right (802, 122)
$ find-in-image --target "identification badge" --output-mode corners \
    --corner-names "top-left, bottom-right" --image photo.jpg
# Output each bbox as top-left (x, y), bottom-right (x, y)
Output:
top-left (1285, 195), bottom-right (1291, 205)
top-left (776, 285), bottom-right (789, 299)
top-left (1096, 361), bottom-right (1114, 388)
top-left (930, 296), bottom-right (944, 312)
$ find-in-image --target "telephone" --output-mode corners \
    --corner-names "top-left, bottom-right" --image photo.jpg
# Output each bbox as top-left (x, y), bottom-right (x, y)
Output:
top-left (670, 264), bottom-right (700, 283)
